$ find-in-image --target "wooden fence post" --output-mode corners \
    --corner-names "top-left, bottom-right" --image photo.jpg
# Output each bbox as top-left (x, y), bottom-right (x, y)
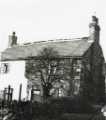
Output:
top-left (18, 84), bottom-right (22, 102)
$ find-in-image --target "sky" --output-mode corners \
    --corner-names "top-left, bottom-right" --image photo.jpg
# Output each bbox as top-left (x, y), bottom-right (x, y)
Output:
top-left (0, 0), bottom-right (106, 58)
top-left (0, 0), bottom-right (106, 100)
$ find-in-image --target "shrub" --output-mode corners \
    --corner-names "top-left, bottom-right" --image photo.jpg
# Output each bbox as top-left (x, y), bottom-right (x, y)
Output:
top-left (49, 96), bottom-right (96, 113)
top-left (9, 96), bottom-right (102, 120)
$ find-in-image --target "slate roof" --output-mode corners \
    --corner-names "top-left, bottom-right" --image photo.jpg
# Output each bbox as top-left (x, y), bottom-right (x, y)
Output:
top-left (0, 37), bottom-right (93, 61)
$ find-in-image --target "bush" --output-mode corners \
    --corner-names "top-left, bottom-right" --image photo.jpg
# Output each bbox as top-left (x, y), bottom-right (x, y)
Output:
top-left (49, 96), bottom-right (96, 113)
top-left (60, 113), bottom-right (92, 120)
top-left (60, 113), bottom-right (105, 120)
top-left (9, 96), bottom-right (102, 120)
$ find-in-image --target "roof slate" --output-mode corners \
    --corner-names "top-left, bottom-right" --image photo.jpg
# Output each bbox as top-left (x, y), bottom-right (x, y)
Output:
top-left (1, 38), bottom-right (93, 61)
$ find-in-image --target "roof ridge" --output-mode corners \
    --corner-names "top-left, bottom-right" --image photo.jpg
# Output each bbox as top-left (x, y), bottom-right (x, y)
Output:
top-left (19, 36), bottom-right (89, 47)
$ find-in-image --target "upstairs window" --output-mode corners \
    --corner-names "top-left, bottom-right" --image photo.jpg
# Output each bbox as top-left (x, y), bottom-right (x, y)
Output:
top-left (73, 67), bottom-right (81, 79)
top-left (73, 59), bottom-right (81, 67)
top-left (0, 63), bottom-right (9, 74)
top-left (73, 59), bottom-right (82, 77)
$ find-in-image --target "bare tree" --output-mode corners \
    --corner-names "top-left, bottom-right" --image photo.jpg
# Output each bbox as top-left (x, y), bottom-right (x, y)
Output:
top-left (25, 47), bottom-right (74, 101)
top-left (33, 47), bottom-right (64, 101)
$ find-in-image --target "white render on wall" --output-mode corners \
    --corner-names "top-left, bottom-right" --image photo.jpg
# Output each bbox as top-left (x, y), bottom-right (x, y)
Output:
top-left (0, 61), bottom-right (27, 100)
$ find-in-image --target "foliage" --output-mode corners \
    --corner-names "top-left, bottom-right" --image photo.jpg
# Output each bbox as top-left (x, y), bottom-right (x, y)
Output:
top-left (60, 113), bottom-right (105, 120)
top-left (7, 98), bottom-right (104, 120)
top-left (49, 96), bottom-right (98, 114)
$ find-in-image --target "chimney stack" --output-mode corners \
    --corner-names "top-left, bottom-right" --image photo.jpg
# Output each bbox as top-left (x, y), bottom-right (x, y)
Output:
top-left (8, 32), bottom-right (17, 47)
top-left (89, 16), bottom-right (100, 43)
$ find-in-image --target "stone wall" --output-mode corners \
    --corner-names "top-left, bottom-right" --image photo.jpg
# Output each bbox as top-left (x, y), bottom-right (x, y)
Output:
top-left (91, 42), bottom-right (105, 102)
top-left (25, 58), bottom-right (82, 100)
top-left (81, 42), bottom-right (105, 103)
top-left (24, 42), bottom-right (105, 102)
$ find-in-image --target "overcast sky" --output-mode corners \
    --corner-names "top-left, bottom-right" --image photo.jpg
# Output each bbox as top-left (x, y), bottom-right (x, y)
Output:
top-left (0, 0), bottom-right (106, 58)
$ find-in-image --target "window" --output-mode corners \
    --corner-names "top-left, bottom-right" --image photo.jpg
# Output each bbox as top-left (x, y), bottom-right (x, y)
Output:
top-left (50, 80), bottom-right (70, 97)
top-left (33, 89), bottom-right (40, 95)
top-left (0, 63), bottom-right (9, 74)
top-left (73, 79), bottom-right (80, 95)
top-left (32, 84), bottom-right (41, 95)
top-left (58, 88), bottom-right (64, 97)
top-left (74, 76), bottom-right (80, 79)
top-left (73, 59), bottom-right (82, 78)
top-left (73, 59), bottom-right (81, 67)
top-left (76, 68), bottom-right (81, 72)
top-left (73, 67), bottom-right (81, 75)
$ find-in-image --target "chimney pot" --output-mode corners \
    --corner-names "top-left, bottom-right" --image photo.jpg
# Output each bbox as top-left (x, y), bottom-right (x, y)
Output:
top-left (92, 16), bottom-right (98, 24)
top-left (8, 31), bottom-right (17, 47)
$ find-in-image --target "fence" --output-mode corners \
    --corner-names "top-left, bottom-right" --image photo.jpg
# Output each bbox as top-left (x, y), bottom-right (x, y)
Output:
top-left (0, 85), bottom-right (13, 108)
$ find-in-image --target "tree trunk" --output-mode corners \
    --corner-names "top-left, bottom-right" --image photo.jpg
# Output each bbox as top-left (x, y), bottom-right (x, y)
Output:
top-left (42, 84), bottom-right (52, 102)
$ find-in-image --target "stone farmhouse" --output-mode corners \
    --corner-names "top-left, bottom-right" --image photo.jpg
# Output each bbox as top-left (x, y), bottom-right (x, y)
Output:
top-left (0, 16), bottom-right (105, 102)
